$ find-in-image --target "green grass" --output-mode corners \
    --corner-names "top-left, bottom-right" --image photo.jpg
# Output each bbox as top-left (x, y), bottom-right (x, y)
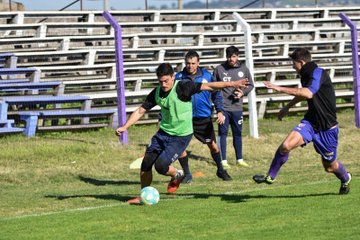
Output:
top-left (1, 110), bottom-right (359, 239)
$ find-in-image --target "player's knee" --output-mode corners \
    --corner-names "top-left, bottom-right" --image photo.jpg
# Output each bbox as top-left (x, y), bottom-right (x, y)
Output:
top-left (140, 151), bottom-right (158, 172)
top-left (154, 157), bottom-right (169, 175)
top-left (280, 142), bottom-right (292, 153)
top-left (322, 160), bottom-right (336, 173)
top-left (323, 165), bottom-right (335, 173)
top-left (208, 141), bottom-right (219, 153)
top-left (324, 167), bottom-right (333, 173)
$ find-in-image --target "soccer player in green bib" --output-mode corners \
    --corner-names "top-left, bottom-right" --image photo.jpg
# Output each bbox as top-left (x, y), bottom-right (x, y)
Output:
top-left (116, 63), bottom-right (248, 203)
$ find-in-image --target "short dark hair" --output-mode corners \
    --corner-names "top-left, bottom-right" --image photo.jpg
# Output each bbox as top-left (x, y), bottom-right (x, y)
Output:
top-left (185, 50), bottom-right (199, 61)
top-left (226, 45), bottom-right (239, 58)
top-left (156, 63), bottom-right (174, 78)
top-left (289, 48), bottom-right (312, 62)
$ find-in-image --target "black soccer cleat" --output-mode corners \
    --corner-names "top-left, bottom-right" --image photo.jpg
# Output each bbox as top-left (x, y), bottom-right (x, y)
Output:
top-left (216, 169), bottom-right (232, 181)
top-left (253, 174), bottom-right (275, 184)
top-left (339, 172), bottom-right (352, 195)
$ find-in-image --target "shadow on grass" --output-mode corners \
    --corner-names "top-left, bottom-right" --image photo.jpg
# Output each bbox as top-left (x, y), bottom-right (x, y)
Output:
top-left (78, 175), bottom-right (167, 186)
top-left (171, 192), bottom-right (338, 203)
top-left (44, 190), bottom-right (337, 205)
top-left (45, 193), bottom-right (134, 202)
top-left (78, 175), bottom-right (140, 186)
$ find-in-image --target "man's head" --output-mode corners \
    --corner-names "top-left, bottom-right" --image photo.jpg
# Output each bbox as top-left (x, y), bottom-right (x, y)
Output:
top-left (156, 63), bottom-right (175, 92)
top-left (226, 45), bottom-right (239, 67)
top-left (184, 50), bottom-right (200, 75)
top-left (289, 48), bottom-right (312, 73)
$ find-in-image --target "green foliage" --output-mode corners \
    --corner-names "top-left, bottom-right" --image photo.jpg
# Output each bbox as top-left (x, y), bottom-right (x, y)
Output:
top-left (0, 110), bottom-right (359, 239)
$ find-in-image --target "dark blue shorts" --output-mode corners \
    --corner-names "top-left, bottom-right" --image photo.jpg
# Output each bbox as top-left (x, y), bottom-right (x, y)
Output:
top-left (293, 119), bottom-right (338, 162)
top-left (146, 129), bottom-right (193, 166)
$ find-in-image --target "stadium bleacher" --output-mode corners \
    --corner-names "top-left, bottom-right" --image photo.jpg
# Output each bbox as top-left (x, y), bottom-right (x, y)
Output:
top-left (0, 6), bottom-right (359, 135)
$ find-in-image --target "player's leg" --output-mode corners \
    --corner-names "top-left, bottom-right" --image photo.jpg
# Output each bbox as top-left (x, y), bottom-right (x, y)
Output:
top-left (139, 131), bottom-right (165, 188)
top-left (152, 132), bottom-right (192, 192)
top-left (254, 120), bottom-right (310, 184)
top-left (229, 111), bottom-right (248, 167)
top-left (207, 140), bottom-right (232, 181)
top-left (194, 117), bottom-right (232, 180)
top-left (314, 125), bottom-right (351, 194)
top-left (218, 111), bottom-right (230, 169)
top-left (178, 150), bottom-right (192, 183)
top-left (269, 130), bottom-right (304, 177)
top-left (128, 145), bottom-right (159, 204)
top-left (140, 151), bottom-right (159, 188)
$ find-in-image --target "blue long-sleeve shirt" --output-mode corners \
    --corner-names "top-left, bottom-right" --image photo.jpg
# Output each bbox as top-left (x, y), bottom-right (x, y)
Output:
top-left (175, 67), bottom-right (223, 117)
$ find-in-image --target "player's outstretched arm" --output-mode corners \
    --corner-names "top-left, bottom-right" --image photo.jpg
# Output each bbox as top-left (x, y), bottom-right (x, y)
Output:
top-left (201, 79), bottom-right (249, 91)
top-left (278, 96), bottom-right (304, 120)
top-left (263, 81), bottom-right (313, 99)
top-left (116, 106), bottom-right (147, 136)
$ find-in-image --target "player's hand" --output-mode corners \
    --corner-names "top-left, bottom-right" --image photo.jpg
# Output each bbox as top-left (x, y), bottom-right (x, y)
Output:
top-left (263, 81), bottom-right (277, 89)
top-left (233, 78), bottom-right (249, 88)
top-left (115, 126), bottom-right (127, 136)
top-left (278, 106), bottom-right (289, 121)
top-left (216, 111), bottom-right (225, 124)
top-left (233, 88), bottom-right (244, 99)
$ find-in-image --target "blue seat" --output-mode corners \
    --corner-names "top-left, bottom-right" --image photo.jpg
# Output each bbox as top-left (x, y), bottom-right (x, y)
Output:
top-left (0, 81), bottom-right (62, 91)
top-left (0, 127), bottom-right (24, 134)
top-left (0, 81), bottom-right (64, 95)
top-left (18, 108), bottom-right (116, 137)
top-left (0, 67), bottom-right (38, 75)
top-left (4, 95), bottom-right (90, 105)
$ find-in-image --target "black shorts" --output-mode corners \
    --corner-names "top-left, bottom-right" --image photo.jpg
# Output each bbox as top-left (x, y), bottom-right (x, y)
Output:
top-left (193, 117), bottom-right (216, 144)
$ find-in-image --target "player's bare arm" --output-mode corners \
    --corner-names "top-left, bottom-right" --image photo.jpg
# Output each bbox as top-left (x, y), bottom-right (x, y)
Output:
top-left (116, 106), bottom-right (147, 135)
top-left (263, 81), bottom-right (313, 99)
top-left (201, 78), bottom-right (249, 91)
top-left (278, 96), bottom-right (304, 120)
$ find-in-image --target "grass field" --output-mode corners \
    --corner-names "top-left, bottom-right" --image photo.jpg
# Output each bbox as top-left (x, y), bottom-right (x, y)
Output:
top-left (1, 110), bottom-right (359, 239)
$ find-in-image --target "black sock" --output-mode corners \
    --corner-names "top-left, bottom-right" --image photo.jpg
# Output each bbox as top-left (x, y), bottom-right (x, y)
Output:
top-left (178, 155), bottom-right (191, 175)
top-left (211, 152), bottom-right (224, 171)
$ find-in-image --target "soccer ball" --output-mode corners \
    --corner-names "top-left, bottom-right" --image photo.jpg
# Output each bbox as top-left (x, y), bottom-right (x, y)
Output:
top-left (140, 186), bottom-right (160, 205)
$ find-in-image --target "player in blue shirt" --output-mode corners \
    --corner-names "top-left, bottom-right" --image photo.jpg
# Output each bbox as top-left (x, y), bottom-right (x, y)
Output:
top-left (176, 50), bottom-right (232, 182)
top-left (253, 48), bottom-right (351, 194)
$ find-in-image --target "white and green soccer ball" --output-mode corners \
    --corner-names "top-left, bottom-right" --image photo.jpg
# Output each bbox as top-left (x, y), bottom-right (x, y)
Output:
top-left (140, 186), bottom-right (160, 205)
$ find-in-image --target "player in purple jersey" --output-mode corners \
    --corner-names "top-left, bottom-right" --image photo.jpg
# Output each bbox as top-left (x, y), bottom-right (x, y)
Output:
top-left (253, 48), bottom-right (351, 194)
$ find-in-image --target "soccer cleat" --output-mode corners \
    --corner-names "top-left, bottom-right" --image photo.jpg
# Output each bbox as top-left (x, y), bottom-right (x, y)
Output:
top-left (252, 174), bottom-right (275, 184)
top-left (167, 170), bottom-right (184, 193)
top-left (127, 196), bottom-right (142, 204)
top-left (216, 169), bottom-right (232, 181)
top-left (181, 174), bottom-right (193, 183)
top-left (236, 159), bottom-right (249, 167)
top-left (339, 172), bottom-right (352, 195)
top-left (221, 160), bottom-right (231, 169)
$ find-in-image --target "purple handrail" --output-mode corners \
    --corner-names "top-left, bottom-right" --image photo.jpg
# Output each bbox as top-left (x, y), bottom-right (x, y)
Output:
top-left (103, 11), bottom-right (128, 143)
top-left (339, 13), bottom-right (360, 128)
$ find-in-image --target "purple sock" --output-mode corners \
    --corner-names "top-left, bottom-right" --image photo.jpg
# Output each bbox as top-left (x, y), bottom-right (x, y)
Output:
top-left (268, 147), bottom-right (289, 179)
top-left (333, 161), bottom-right (349, 182)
